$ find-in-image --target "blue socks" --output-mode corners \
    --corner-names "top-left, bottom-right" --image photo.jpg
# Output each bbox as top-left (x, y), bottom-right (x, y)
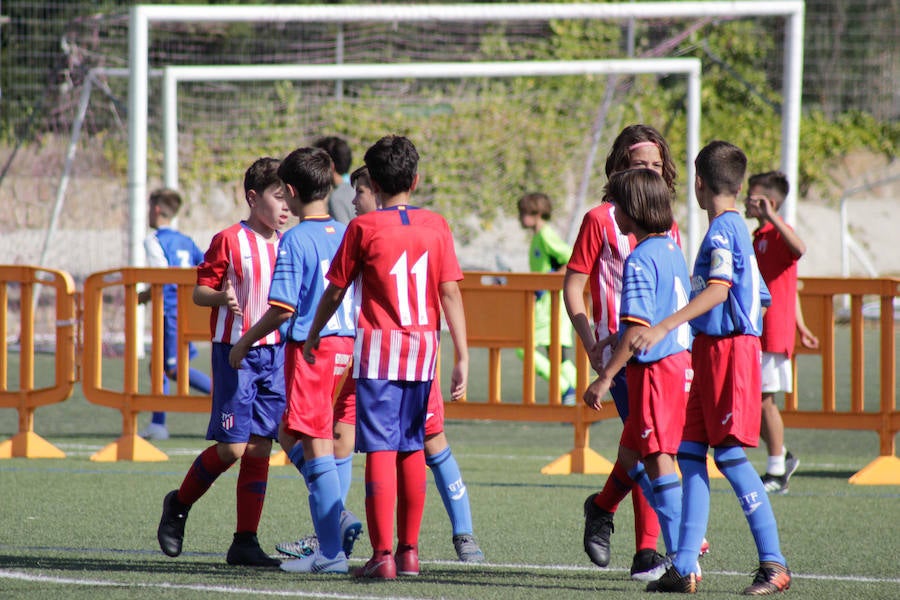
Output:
top-left (673, 441), bottom-right (710, 575)
top-left (426, 446), bottom-right (473, 536)
top-left (714, 446), bottom-right (785, 564)
top-left (335, 454), bottom-right (354, 505)
top-left (629, 464), bottom-right (681, 556)
top-left (301, 455), bottom-right (343, 559)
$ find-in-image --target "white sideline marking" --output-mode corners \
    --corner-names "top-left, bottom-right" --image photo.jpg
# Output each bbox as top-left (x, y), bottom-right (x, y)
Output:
top-left (0, 570), bottom-right (421, 599)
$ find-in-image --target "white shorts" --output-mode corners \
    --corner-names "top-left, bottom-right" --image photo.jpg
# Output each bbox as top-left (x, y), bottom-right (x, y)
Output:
top-left (761, 352), bottom-right (793, 394)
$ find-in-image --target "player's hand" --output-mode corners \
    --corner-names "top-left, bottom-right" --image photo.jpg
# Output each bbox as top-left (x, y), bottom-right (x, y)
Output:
top-left (228, 341), bottom-right (248, 369)
top-left (303, 332), bottom-right (320, 364)
top-left (583, 375), bottom-right (610, 411)
top-left (223, 280), bottom-right (242, 317)
top-left (629, 325), bottom-right (665, 355)
top-left (759, 195), bottom-right (778, 221)
top-left (449, 360), bottom-right (468, 401)
top-left (799, 324), bottom-right (819, 349)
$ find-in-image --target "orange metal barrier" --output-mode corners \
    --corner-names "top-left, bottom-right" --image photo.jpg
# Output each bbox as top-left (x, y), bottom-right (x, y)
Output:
top-left (452, 272), bottom-right (616, 475)
top-left (0, 266), bottom-right (76, 458)
top-left (81, 267), bottom-right (211, 462)
top-left (6, 265), bottom-right (899, 485)
top-left (788, 277), bottom-right (900, 485)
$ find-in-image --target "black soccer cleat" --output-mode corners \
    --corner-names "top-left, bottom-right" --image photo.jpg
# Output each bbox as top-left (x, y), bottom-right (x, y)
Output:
top-left (226, 532), bottom-right (281, 567)
top-left (583, 493), bottom-right (615, 567)
top-left (157, 489), bottom-right (189, 557)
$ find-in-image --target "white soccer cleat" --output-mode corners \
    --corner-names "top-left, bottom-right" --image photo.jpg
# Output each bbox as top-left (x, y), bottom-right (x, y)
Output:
top-left (279, 549), bottom-right (348, 574)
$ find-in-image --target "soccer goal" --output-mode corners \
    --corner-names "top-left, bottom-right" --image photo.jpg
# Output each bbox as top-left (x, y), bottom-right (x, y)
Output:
top-left (126, 2), bottom-right (805, 266)
top-left (160, 58), bottom-right (702, 255)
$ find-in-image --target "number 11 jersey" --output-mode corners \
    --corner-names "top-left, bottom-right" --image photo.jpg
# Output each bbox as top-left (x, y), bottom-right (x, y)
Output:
top-left (326, 205), bottom-right (463, 382)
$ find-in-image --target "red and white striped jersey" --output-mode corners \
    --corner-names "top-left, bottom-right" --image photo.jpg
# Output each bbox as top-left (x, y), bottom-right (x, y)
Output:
top-left (568, 202), bottom-right (681, 345)
top-left (326, 205), bottom-right (462, 381)
top-left (196, 221), bottom-right (282, 345)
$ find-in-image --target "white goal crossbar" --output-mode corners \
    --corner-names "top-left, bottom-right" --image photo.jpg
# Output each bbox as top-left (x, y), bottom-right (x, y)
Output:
top-left (160, 59), bottom-right (703, 256)
top-left (129, 2), bottom-right (805, 266)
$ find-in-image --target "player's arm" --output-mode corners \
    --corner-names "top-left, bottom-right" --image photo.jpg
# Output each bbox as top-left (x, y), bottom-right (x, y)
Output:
top-left (584, 324), bottom-right (641, 410)
top-left (439, 280), bottom-right (468, 401)
top-left (630, 282), bottom-right (728, 354)
top-left (193, 279), bottom-right (241, 316)
top-left (563, 268), bottom-right (603, 372)
top-left (303, 282), bottom-right (349, 364)
top-left (761, 197), bottom-right (806, 257)
top-left (228, 305), bottom-right (292, 368)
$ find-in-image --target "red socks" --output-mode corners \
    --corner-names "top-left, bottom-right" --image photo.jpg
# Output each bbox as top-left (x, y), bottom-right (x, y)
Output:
top-left (365, 451), bottom-right (398, 553)
top-left (363, 449), bottom-right (427, 554)
top-left (397, 450), bottom-right (426, 548)
top-left (633, 484), bottom-right (661, 552)
top-left (594, 461), bottom-right (633, 513)
top-left (236, 453), bottom-right (270, 534)
top-left (177, 445), bottom-right (232, 505)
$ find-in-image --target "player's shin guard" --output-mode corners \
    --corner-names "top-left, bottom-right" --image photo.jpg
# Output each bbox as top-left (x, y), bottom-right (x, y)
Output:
top-left (178, 444), bottom-right (233, 505)
top-left (673, 441), bottom-right (710, 576)
top-left (303, 455), bottom-right (344, 558)
top-left (426, 446), bottom-right (473, 536)
top-left (397, 450), bottom-right (427, 547)
top-left (365, 451), bottom-right (398, 554)
top-left (714, 446), bottom-right (785, 564)
top-left (649, 473), bottom-right (682, 556)
top-left (236, 453), bottom-right (269, 534)
top-left (335, 454), bottom-right (354, 505)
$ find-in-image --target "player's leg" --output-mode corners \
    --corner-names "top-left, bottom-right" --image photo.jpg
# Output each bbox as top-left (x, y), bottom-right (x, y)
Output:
top-left (227, 344), bottom-right (284, 567)
top-left (582, 368), bottom-right (631, 568)
top-left (394, 380), bottom-right (430, 576)
top-left (760, 352), bottom-right (798, 494)
top-left (353, 378), bottom-right (403, 579)
top-left (157, 343), bottom-right (243, 557)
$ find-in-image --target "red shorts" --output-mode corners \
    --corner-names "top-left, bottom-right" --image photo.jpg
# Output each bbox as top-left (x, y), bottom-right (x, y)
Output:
top-left (333, 373), bottom-right (445, 437)
top-left (620, 350), bottom-right (692, 457)
top-left (283, 336), bottom-right (353, 439)
top-left (682, 333), bottom-right (762, 448)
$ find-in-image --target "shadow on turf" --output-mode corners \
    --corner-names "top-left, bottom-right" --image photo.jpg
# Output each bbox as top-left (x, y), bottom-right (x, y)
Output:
top-left (0, 553), bottom-right (267, 578)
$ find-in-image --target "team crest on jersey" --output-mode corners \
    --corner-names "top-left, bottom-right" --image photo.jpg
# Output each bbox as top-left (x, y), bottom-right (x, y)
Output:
top-left (757, 239), bottom-right (768, 253)
top-left (325, 225), bottom-right (336, 234)
top-left (221, 412), bottom-right (235, 431)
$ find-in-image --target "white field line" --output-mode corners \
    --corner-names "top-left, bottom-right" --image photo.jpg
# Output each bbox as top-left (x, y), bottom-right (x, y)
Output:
top-left (2, 556), bottom-right (899, 588)
top-left (0, 569), bottom-right (426, 599)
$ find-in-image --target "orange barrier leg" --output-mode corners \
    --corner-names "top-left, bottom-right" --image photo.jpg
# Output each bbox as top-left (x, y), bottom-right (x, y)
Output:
top-left (91, 412), bottom-right (168, 462)
top-left (542, 423), bottom-right (615, 475)
top-left (0, 431), bottom-right (66, 459)
top-left (0, 408), bottom-right (66, 459)
top-left (848, 455), bottom-right (900, 485)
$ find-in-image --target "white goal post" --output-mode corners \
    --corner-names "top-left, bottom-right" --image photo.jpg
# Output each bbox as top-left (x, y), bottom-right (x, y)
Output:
top-left (128, 1), bottom-right (805, 267)
top-left (160, 59), bottom-right (702, 255)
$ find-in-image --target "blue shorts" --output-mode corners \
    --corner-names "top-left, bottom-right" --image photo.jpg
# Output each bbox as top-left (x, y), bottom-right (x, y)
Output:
top-left (207, 342), bottom-right (285, 443)
top-left (355, 378), bottom-right (431, 452)
top-left (163, 313), bottom-right (197, 372)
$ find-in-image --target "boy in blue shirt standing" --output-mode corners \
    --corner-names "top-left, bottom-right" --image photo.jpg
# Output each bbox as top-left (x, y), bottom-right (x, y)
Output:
top-left (631, 141), bottom-right (790, 595)
top-left (138, 188), bottom-right (211, 440)
top-left (229, 147), bottom-right (361, 574)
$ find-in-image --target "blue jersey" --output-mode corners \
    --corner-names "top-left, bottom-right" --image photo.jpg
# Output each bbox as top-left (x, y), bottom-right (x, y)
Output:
top-left (620, 234), bottom-right (693, 363)
top-left (689, 209), bottom-right (771, 337)
top-left (145, 227), bottom-right (205, 314)
top-left (268, 216), bottom-right (355, 342)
